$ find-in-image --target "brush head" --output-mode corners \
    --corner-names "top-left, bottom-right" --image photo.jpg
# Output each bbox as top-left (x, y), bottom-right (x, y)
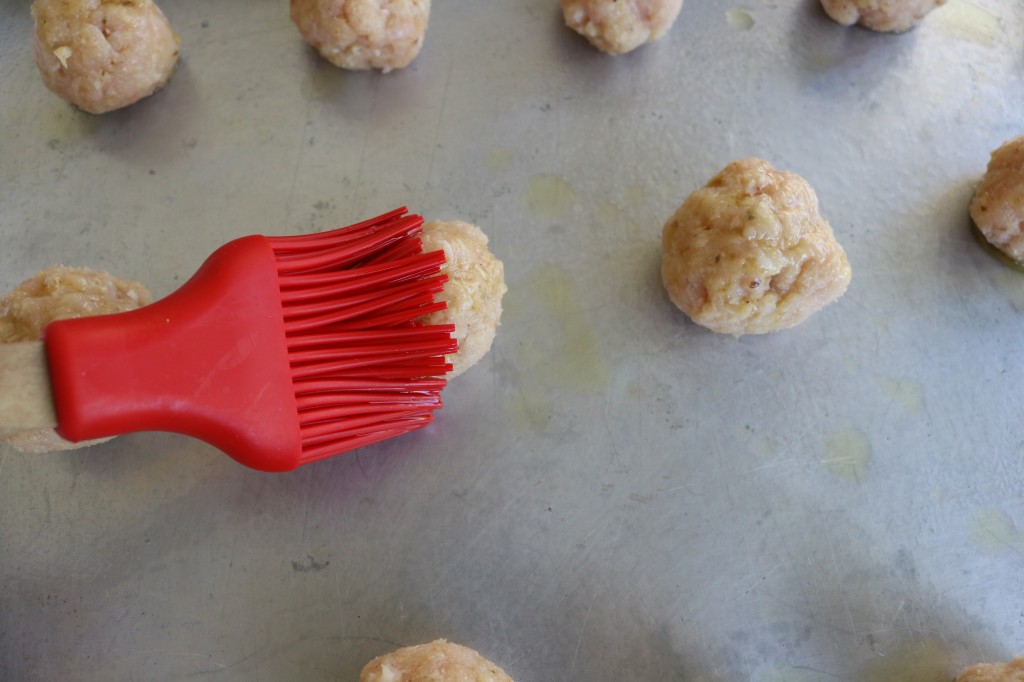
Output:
top-left (45, 208), bottom-right (456, 471)
top-left (270, 208), bottom-right (457, 466)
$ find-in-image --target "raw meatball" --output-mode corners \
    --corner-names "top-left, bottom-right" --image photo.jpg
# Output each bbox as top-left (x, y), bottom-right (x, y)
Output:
top-left (820, 0), bottom-right (946, 33)
top-left (417, 220), bottom-right (506, 378)
top-left (290, 0), bottom-right (430, 72)
top-left (31, 0), bottom-right (180, 114)
top-left (971, 135), bottom-right (1024, 264)
top-left (0, 266), bottom-right (152, 453)
top-left (956, 657), bottom-right (1024, 682)
top-left (661, 158), bottom-right (852, 336)
top-left (360, 640), bottom-right (514, 682)
top-left (561, 0), bottom-right (684, 55)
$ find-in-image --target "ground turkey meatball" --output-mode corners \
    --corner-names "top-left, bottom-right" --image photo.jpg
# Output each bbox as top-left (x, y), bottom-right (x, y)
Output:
top-left (417, 220), bottom-right (506, 378)
top-left (0, 266), bottom-right (152, 453)
top-left (561, 0), bottom-right (684, 55)
top-left (956, 657), bottom-right (1024, 682)
top-left (661, 158), bottom-right (852, 336)
top-left (360, 640), bottom-right (514, 682)
top-left (820, 0), bottom-right (946, 32)
top-left (291, 0), bottom-right (430, 72)
top-left (31, 0), bottom-right (180, 114)
top-left (971, 135), bottom-right (1024, 264)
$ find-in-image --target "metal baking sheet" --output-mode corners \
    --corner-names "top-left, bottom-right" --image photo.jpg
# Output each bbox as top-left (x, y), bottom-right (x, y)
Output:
top-left (2, 0), bottom-right (1023, 679)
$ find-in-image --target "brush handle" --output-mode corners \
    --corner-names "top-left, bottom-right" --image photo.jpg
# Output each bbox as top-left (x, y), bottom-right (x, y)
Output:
top-left (44, 236), bottom-right (304, 471)
top-left (0, 341), bottom-right (58, 435)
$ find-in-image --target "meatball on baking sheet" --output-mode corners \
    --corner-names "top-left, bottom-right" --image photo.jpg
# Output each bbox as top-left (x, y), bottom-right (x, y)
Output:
top-left (1, 1), bottom-right (1023, 680)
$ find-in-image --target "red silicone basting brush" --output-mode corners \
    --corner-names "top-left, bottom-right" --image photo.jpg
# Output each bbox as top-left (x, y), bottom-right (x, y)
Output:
top-left (0, 208), bottom-right (457, 472)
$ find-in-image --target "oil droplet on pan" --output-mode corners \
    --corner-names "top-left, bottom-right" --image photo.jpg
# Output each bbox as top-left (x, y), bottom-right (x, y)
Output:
top-left (726, 8), bottom-right (756, 30)
top-left (822, 427), bottom-right (871, 482)
top-left (487, 149), bottom-right (512, 171)
top-left (508, 387), bottom-right (555, 431)
top-left (877, 377), bottom-right (925, 412)
top-left (527, 265), bottom-right (611, 392)
top-left (860, 638), bottom-right (956, 682)
top-left (971, 508), bottom-right (1024, 554)
top-left (595, 199), bottom-right (623, 227)
top-left (760, 669), bottom-right (835, 682)
top-left (594, 199), bottom-right (640, 238)
top-left (932, 0), bottom-right (1000, 46)
top-left (525, 174), bottom-right (575, 221)
top-left (623, 184), bottom-right (646, 206)
top-left (502, 265), bottom-right (611, 431)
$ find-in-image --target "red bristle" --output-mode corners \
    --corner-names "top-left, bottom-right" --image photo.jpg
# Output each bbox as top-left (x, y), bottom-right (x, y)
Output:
top-left (317, 301), bottom-right (448, 332)
top-left (290, 353), bottom-right (453, 378)
top-left (372, 358), bottom-right (455, 373)
top-left (277, 266), bottom-right (445, 304)
top-left (283, 289), bottom-right (441, 334)
top-left (271, 208), bottom-right (408, 246)
top-left (269, 208), bottom-right (413, 251)
top-left (319, 414), bottom-right (437, 443)
top-left (297, 366), bottom-right (451, 383)
top-left (274, 217), bottom-right (424, 274)
top-left (286, 324), bottom-right (456, 351)
top-left (269, 208), bottom-right (454, 465)
top-left (327, 360), bottom-right (454, 381)
top-left (299, 402), bottom-right (442, 432)
top-left (300, 419), bottom-right (436, 455)
top-left (299, 411), bottom-right (438, 444)
top-left (293, 377), bottom-right (448, 395)
top-left (288, 337), bottom-right (457, 365)
top-left (281, 277), bottom-right (445, 322)
top-left (289, 346), bottom-right (456, 380)
top-left (360, 235), bottom-right (425, 266)
top-left (299, 421), bottom-right (432, 464)
top-left (272, 224), bottom-right (382, 251)
top-left (296, 391), bottom-right (441, 410)
top-left (277, 252), bottom-right (446, 301)
top-left (300, 409), bottom-right (435, 444)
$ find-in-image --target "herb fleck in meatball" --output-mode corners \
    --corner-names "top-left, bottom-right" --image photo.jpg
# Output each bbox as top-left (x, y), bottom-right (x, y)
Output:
top-left (417, 220), bottom-right (506, 378)
top-left (291, 0), bottom-right (430, 72)
top-left (561, 0), bottom-right (683, 55)
top-left (956, 657), bottom-right (1024, 682)
top-left (971, 135), bottom-right (1024, 264)
top-left (360, 640), bottom-right (514, 682)
top-left (820, 0), bottom-right (946, 33)
top-left (661, 158), bottom-right (851, 336)
top-left (0, 266), bottom-right (151, 453)
top-left (31, 0), bottom-right (180, 114)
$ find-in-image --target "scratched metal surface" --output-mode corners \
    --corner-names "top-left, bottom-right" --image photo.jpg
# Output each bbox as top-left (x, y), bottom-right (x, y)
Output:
top-left (2, 0), bottom-right (1024, 680)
